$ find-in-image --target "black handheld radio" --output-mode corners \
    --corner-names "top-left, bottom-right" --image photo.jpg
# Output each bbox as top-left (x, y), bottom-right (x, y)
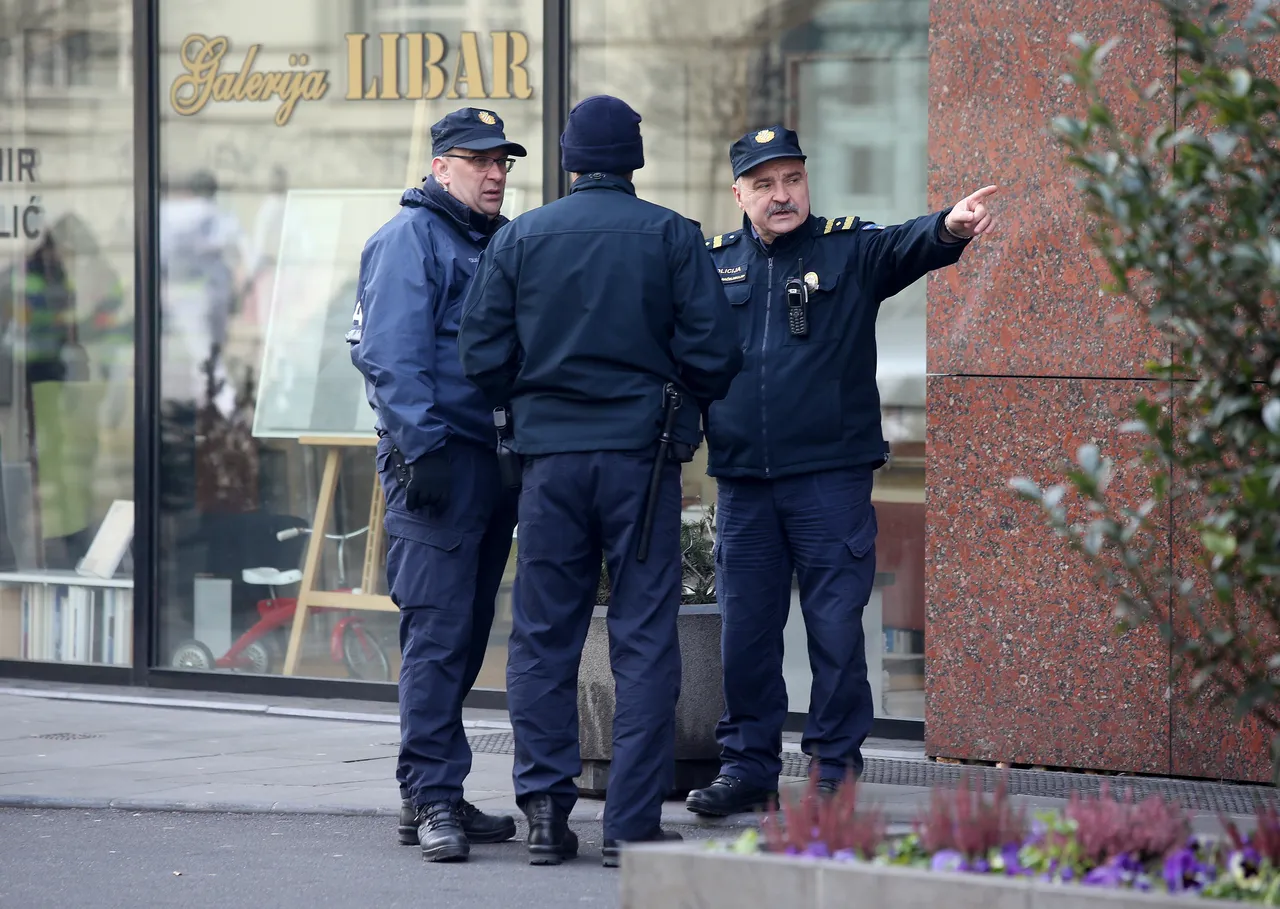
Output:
top-left (785, 257), bottom-right (810, 338)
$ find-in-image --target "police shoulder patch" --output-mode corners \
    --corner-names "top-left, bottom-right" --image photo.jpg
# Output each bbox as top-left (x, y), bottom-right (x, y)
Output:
top-left (814, 215), bottom-right (868, 236)
top-left (705, 230), bottom-right (743, 250)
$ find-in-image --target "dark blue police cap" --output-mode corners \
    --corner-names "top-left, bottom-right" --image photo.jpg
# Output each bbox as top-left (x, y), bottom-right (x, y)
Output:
top-left (729, 125), bottom-right (806, 180)
top-left (430, 107), bottom-right (528, 158)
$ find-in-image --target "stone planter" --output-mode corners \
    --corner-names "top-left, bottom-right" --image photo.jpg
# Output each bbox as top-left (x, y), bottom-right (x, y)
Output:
top-left (620, 844), bottom-right (1232, 909)
top-left (575, 603), bottom-right (723, 798)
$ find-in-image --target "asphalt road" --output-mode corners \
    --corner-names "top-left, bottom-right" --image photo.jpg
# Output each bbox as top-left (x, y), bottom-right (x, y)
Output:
top-left (0, 808), bottom-right (721, 908)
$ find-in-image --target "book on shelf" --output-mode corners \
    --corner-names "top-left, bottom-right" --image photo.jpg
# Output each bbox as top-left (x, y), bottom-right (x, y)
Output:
top-left (9, 582), bottom-right (132, 665)
top-left (883, 627), bottom-right (924, 655)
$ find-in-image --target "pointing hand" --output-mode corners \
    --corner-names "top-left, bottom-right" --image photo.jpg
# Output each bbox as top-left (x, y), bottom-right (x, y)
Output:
top-left (945, 185), bottom-right (998, 240)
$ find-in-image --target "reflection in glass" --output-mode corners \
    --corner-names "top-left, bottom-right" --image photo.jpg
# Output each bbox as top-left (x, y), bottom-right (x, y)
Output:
top-left (0, 0), bottom-right (136, 666)
top-left (155, 0), bottom-right (544, 683)
top-left (571, 0), bottom-right (930, 719)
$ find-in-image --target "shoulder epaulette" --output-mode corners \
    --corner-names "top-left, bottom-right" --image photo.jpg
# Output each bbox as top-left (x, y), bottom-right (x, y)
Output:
top-left (814, 216), bottom-right (870, 236)
top-left (705, 230), bottom-right (743, 250)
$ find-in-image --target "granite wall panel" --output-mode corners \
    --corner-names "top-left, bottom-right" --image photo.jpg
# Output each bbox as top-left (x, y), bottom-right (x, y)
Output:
top-left (926, 0), bottom-right (1171, 379)
top-left (924, 375), bottom-right (1171, 773)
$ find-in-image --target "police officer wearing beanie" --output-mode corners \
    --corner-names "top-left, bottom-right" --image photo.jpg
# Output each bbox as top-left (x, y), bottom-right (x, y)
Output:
top-left (458, 95), bottom-right (743, 867)
top-left (347, 108), bottom-right (529, 862)
top-left (685, 126), bottom-right (997, 817)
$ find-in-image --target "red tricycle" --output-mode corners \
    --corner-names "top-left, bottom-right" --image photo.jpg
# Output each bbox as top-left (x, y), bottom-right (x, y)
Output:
top-left (168, 524), bottom-right (392, 680)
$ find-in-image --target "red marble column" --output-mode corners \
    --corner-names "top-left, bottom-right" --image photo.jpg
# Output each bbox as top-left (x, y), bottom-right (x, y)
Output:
top-left (924, 1), bottom-right (1177, 774)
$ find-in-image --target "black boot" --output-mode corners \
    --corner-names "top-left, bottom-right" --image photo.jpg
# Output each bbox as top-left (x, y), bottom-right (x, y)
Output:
top-left (400, 796), bottom-right (516, 845)
top-left (685, 775), bottom-right (777, 817)
top-left (414, 799), bottom-right (470, 863)
top-left (602, 828), bottom-right (683, 868)
top-left (456, 798), bottom-right (518, 843)
top-left (522, 793), bottom-right (578, 866)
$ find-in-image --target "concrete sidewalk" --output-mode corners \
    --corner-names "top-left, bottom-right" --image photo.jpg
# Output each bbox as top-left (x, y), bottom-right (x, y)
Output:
top-left (0, 681), bottom-right (1270, 836)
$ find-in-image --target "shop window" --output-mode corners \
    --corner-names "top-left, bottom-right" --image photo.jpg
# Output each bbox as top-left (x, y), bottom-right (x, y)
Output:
top-left (155, 0), bottom-right (544, 686)
top-left (0, 0), bottom-right (137, 667)
top-left (571, 0), bottom-right (931, 720)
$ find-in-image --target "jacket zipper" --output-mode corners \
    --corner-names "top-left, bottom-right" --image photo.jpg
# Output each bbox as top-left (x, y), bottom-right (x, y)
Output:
top-left (761, 256), bottom-right (773, 478)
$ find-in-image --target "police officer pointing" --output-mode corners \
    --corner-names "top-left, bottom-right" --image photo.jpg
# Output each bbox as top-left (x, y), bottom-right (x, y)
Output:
top-left (347, 108), bottom-right (527, 862)
top-left (457, 95), bottom-right (743, 866)
top-left (686, 126), bottom-right (996, 817)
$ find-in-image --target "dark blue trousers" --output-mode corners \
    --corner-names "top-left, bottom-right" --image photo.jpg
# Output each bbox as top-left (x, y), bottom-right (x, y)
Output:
top-left (377, 436), bottom-right (517, 806)
top-left (506, 449), bottom-right (683, 842)
top-left (713, 465), bottom-right (877, 789)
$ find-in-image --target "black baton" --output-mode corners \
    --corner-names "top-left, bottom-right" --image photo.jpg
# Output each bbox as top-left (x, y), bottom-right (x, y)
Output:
top-left (637, 383), bottom-right (682, 563)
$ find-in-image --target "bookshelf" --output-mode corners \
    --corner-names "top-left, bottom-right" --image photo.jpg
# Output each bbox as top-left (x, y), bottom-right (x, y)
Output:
top-left (0, 570), bottom-right (133, 666)
top-left (0, 499), bottom-right (135, 667)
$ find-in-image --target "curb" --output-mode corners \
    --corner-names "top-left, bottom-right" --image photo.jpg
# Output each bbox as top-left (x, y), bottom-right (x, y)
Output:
top-left (0, 795), bottom-right (400, 816)
top-left (0, 685), bottom-right (511, 732)
top-left (0, 794), bottom-right (772, 831)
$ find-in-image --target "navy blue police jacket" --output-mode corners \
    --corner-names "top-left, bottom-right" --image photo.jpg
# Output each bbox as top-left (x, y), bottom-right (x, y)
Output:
top-left (457, 172), bottom-right (743, 456)
top-left (703, 208), bottom-right (970, 479)
top-left (346, 176), bottom-right (505, 464)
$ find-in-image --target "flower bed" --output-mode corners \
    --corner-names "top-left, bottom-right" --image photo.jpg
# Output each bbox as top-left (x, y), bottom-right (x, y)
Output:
top-left (701, 772), bottom-right (1280, 904)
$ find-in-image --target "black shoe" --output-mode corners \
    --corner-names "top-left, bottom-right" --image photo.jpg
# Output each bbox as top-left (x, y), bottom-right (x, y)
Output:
top-left (399, 796), bottom-right (517, 845)
top-left (522, 793), bottom-right (579, 866)
top-left (415, 800), bottom-right (470, 863)
top-left (685, 775), bottom-right (777, 817)
top-left (602, 829), bottom-right (683, 868)
top-left (816, 779), bottom-right (840, 796)
top-left (398, 796), bottom-right (418, 845)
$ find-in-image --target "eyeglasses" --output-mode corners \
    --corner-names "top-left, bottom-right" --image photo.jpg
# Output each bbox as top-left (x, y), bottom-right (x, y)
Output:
top-left (443, 153), bottom-right (516, 173)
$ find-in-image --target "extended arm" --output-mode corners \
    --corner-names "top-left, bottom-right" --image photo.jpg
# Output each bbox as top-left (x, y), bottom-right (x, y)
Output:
top-left (854, 184), bottom-right (997, 302)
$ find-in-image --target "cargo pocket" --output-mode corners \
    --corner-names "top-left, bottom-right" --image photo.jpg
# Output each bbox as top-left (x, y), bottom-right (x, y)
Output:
top-left (384, 507), bottom-right (463, 552)
top-left (843, 506), bottom-right (878, 561)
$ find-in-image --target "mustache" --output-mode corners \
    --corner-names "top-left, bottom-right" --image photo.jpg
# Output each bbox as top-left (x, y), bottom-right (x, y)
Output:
top-left (765, 200), bottom-right (800, 217)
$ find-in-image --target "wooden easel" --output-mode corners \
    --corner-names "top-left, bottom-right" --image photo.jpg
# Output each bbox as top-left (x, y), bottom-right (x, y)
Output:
top-left (281, 103), bottom-right (434, 676)
top-left (281, 434), bottom-right (394, 676)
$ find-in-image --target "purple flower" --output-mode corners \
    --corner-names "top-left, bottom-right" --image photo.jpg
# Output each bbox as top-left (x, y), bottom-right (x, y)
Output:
top-left (832, 848), bottom-right (857, 863)
top-left (1060, 866), bottom-right (1075, 883)
top-left (1230, 847), bottom-right (1261, 879)
top-left (970, 858), bottom-right (990, 874)
top-left (802, 842), bottom-right (831, 859)
top-left (1083, 863), bottom-right (1125, 888)
top-left (1000, 843), bottom-right (1028, 876)
top-left (1114, 853), bottom-right (1142, 874)
top-left (1163, 847), bottom-right (1213, 893)
top-left (931, 850), bottom-right (966, 873)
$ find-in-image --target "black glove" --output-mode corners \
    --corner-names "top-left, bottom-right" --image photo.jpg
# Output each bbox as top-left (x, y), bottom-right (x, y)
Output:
top-left (403, 448), bottom-right (451, 514)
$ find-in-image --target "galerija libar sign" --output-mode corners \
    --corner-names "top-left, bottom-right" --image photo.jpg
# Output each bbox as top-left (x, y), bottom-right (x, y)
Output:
top-left (170, 32), bottom-right (536, 126)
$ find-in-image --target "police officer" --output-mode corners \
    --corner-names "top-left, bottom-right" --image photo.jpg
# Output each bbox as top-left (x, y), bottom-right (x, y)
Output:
top-left (347, 108), bottom-right (528, 862)
top-left (457, 95), bottom-right (743, 867)
top-left (685, 126), bottom-right (996, 817)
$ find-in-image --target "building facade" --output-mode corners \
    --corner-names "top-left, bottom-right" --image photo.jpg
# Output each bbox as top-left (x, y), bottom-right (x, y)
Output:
top-left (0, 0), bottom-right (1263, 781)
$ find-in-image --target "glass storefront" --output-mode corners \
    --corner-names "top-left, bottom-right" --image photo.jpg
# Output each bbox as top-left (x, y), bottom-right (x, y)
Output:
top-left (571, 0), bottom-right (930, 720)
top-left (0, 0), bottom-right (928, 730)
top-left (0, 0), bottom-right (137, 667)
top-left (154, 0), bottom-right (544, 683)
